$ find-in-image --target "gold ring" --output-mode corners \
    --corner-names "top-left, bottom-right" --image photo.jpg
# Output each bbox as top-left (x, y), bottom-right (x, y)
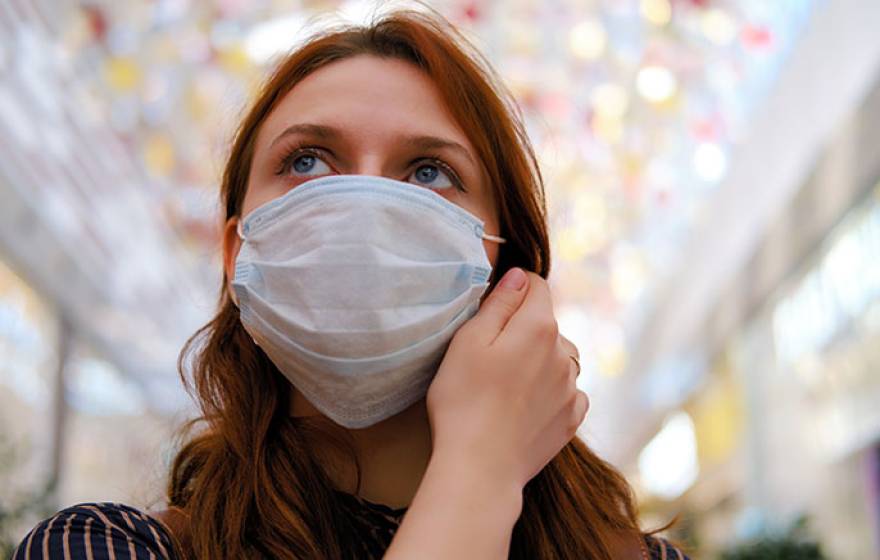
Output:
top-left (569, 354), bottom-right (581, 376)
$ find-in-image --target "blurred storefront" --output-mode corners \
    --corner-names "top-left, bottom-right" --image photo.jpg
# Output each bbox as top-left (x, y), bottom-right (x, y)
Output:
top-left (0, 255), bottom-right (179, 553)
top-left (627, 26), bottom-right (880, 558)
top-left (670, 184), bottom-right (880, 559)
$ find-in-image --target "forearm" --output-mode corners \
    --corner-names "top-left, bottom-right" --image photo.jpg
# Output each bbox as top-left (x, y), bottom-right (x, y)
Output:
top-left (383, 449), bottom-right (523, 559)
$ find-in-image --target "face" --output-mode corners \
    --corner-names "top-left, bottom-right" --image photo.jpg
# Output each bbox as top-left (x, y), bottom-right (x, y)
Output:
top-left (223, 55), bottom-right (502, 283)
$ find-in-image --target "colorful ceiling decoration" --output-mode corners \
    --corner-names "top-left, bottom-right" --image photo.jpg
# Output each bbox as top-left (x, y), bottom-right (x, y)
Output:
top-left (0, 0), bottom-right (816, 410)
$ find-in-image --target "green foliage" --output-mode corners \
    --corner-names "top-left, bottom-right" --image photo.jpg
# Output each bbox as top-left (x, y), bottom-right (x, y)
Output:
top-left (0, 433), bottom-right (54, 559)
top-left (719, 516), bottom-right (827, 560)
top-left (720, 538), bottom-right (825, 560)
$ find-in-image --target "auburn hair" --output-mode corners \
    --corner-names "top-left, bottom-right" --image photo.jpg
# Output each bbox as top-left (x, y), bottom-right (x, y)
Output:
top-left (167, 10), bottom-right (644, 559)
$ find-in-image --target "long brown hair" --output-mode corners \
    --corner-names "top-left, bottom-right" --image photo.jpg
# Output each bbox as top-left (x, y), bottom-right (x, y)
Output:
top-left (167, 10), bottom-right (643, 559)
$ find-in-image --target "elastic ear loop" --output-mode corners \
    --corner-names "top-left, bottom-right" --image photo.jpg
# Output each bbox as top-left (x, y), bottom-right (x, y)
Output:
top-left (231, 219), bottom-right (261, 347)
top-left (479, 232), bottom-right (506, 288)
top-left (229, 219), bottom-right (244, 308)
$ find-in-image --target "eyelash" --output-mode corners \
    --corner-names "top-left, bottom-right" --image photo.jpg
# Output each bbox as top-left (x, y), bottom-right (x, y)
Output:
top-left (273, 143), bottom-right (469, 193)
top-left (273, 145), bottom-right (326, 177)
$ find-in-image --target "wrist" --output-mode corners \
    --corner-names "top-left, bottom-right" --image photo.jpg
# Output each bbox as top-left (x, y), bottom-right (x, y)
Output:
top-left (386, 444), bottom-right (523, 559)
top-left (424, 444), bottom-right (524, 522)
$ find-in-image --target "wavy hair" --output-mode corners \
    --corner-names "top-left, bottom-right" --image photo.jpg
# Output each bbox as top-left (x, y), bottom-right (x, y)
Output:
top-left (166, 10), bottom-right (644, 559)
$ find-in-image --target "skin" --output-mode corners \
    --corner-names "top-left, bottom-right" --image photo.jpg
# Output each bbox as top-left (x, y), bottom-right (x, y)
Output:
top-left (223, 55), bottom-right (505, 509)
top-left (220, 55), bottom-right (613, 557)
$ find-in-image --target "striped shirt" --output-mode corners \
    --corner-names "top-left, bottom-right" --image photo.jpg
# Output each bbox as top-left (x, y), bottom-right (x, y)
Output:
top-left (15, 498), bottom-right (690, 559)
top-left (13, 502), bottom-right (176, 560)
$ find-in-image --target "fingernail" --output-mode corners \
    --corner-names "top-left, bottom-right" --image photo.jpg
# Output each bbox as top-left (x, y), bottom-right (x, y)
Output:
top-left (499, 267), bottom-right (527, 290)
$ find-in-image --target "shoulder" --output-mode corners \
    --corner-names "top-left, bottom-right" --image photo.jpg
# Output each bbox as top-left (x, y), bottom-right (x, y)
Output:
top-left (644, 534), bottom-right (691, 560)
top-left (13, 502), bottom-right (178, 560)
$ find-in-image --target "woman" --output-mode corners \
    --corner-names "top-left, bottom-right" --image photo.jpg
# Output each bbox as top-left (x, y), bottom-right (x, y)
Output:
top-left (16, 10), bottom-right (689, 560)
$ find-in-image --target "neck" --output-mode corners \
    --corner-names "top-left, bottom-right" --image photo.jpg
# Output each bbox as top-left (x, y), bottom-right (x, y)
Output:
top-left (291, 392), bottom-right (433, 510)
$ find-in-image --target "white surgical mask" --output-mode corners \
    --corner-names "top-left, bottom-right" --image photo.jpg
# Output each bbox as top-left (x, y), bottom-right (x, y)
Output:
top-left (232, 174), bottom-right (506, 428)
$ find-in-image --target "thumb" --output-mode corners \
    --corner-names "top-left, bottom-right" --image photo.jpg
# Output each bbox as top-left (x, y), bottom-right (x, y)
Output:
top-left (471, 267), bottom-right (529, 339)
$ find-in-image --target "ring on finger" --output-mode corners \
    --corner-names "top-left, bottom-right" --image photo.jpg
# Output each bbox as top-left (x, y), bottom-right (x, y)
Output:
top-left (569, 354), bottom-right (581, 377)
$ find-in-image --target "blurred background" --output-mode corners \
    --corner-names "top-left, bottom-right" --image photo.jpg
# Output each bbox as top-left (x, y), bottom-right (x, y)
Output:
top-left (0, 0), bottom-right (878, 557)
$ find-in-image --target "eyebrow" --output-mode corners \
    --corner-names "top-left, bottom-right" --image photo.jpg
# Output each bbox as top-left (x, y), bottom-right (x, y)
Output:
top-left (269, 123), bottom-right (477, 167)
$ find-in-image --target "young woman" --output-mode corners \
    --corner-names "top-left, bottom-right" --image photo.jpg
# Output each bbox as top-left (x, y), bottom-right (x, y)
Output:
top-left (16, 11), bottom-right (689, 560)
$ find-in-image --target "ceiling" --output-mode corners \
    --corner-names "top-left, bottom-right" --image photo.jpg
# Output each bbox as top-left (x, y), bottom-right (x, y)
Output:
top-left (0, 0), bottom-right (821, 427)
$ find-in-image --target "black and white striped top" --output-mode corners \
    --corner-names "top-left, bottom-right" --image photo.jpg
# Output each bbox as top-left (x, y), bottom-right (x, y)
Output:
top-left (14, 497), bottom-right (689, 559)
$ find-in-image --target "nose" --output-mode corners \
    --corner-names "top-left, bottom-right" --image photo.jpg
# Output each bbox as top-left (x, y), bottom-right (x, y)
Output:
top-left (346, 154), bottom-right (390, 179)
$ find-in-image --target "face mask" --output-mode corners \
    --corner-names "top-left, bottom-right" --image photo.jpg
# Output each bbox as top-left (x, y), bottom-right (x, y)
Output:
top-left (231, 174), bottom-right (506, 428)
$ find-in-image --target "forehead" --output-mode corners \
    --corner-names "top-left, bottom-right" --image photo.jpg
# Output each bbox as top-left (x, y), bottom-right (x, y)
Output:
top-left (256, 55), bottom-right (471, 149)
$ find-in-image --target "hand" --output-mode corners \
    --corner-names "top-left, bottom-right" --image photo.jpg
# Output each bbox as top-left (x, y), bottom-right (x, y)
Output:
top-left (426, 267), bottom-right (589, 491)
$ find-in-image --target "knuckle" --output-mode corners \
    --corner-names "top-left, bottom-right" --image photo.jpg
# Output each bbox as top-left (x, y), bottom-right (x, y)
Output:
top-left (558, 395), bottom-right (576, 434)
top-left (492, 294), bottom-right (520, 316)
top-left (558, 334), bottom-right (573, 351)
top-left (558, 353), bottom-right (573, 379)
top-left (549, 318), bottom-right (560, 338)
top-left (536, 316), bottom-right (559, 340)
top-left (577, 391), bottom-right (590, 418)
top-left (566, 410), bottom-right (582, 435)
top-left (528, 272), bottom-right (549, 289)
top-left (561, 351), bottom-right (575, 371)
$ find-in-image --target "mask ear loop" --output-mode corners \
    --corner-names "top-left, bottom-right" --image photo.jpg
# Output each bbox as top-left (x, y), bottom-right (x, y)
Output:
top-left (481, 232), bottom-right (506, 244)
top-left (230, 218), bottom-right (260, 347)
top-left (479, 232), bottom-right (506, 288)
top-left (228, 219), bottom-right (245, 308)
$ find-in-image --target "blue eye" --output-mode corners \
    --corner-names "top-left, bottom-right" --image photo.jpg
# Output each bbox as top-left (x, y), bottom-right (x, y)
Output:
top-left (284, 152), bottom-right (331, 177)
top-left (408, 163), bottom-right (454, 189)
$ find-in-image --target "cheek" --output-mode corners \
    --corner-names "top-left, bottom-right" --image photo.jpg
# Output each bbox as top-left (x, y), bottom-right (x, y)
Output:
top-left (241, 188), bottom-right (285, 218)
top-left (242, 158), bottom-right (292, 217)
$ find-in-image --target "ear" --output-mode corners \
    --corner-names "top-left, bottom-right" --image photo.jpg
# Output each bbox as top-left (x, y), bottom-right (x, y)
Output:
top-left (223, 217), bottom-right (242, 302)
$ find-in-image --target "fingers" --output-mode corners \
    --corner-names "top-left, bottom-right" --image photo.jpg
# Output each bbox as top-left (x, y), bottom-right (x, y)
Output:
top-left (570, 390), bottom-right (589, 433)
top-left (468, 267), bottom-right (529, 342)
top-left (547, 388), bottom-right (590, 444)
top-left (568, 354), bottom-right (581, 381)
top-left (559, 335), bottom-right (580, 381)
top-left (559, 335), bottom-right (579, 360)
top-left (499, 272), bottom-right (556, 346)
